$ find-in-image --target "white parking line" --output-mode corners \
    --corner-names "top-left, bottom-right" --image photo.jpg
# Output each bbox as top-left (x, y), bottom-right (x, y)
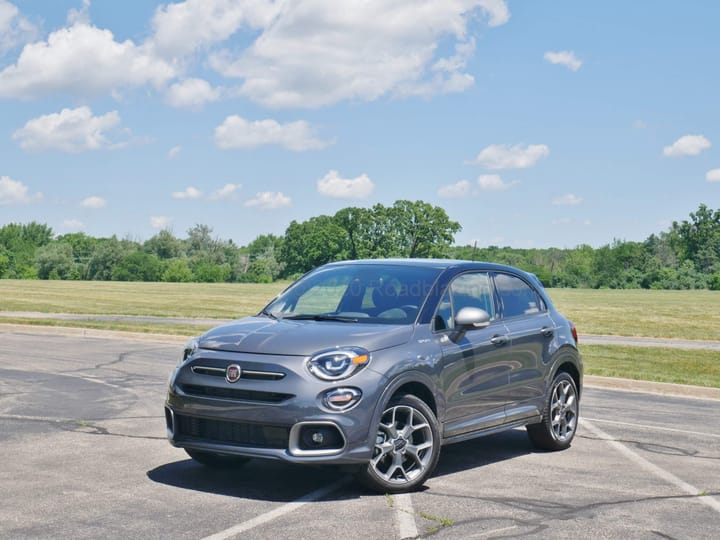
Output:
top-left (394, 492), bottom-right (419, 539)
top-left (583, 417), bottom-right (720, 439)
top-left (201, 479), bottom-right (348, 540)
top-left (583, 420), bottom-right (720, 514)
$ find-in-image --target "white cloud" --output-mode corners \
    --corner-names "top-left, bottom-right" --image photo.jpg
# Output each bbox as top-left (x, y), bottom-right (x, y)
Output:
top-left (209, 0), bottom-right (510, 108)
top-left (215, 115), bottom-right (331, 151)
top-left (67, 0), bottom-right (91, 25)
top-left (317, 170), bottom-right (374, 199)
top-left (473, 143), bottom-right (549, 169)
top-left (244, 191), bottom-right (291, 209)
top-left (0, 176), bottom-right (42, 205)
top-left (80, 196), bottom-right (106, 209)
top-left (150, 0), bottom-right (277, 58)
top-left (165, 78), bottom-right (222, 108)
top-left (0, 22), bottom-right (176, 99)
top-left (477, 174), bottom-right (517, 191)
top-left (0, 0), bottom-right (37, 54)
top-left (438, 180), bottom-right (471, 199)
top-left (706, 169), bottom-right (720, 183)
top-left (61, 219), bottom-right (84, 230)
top-left (167, 145), bottom-right (181, 159)
top-left (552, 193), bottom-right (583, 206)
top-left (663, 135), bottom-right (711, 157)
top-left (208, 183), bottom-right (242, 200)
top-left (551, 217), bottom-right (572, 226)
top-left (150, 216), bottom-right (172, 229)
top-left (544, 50), bottom-right (582, 71)
top-left (172, 186), bottom-right (203, 200)
top-left (13, 107), bottom-right (122, 153)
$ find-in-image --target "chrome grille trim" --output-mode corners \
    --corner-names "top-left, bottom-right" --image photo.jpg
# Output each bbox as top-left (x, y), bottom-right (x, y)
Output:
top-left (191, 365), bottom-right (286, 380)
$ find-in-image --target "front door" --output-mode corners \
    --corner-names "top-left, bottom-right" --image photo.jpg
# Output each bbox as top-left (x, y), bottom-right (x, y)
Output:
top-left (435, 272), bottom-right (514, 437)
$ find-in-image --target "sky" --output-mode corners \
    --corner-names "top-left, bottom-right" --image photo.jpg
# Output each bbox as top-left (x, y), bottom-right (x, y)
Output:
top-left (1, 0), bottom-right (719, 249)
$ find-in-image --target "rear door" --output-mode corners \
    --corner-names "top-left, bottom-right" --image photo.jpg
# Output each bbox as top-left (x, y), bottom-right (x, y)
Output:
top-left (493, 272), bottom-right (554, 421)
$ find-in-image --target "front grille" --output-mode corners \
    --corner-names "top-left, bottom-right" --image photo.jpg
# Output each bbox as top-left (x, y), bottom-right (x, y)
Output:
top-left (179, 384), bottom-right (294, 403)
top-left (191, 365), bottom-right (286, 381)
top-left (175, 414), bottom-right (290, 449)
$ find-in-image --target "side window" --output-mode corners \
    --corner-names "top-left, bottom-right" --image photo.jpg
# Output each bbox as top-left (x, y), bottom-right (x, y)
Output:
top-left (495, 273), bottom-right (543, 318)
top-left (433, 272), bottom-right (495, 331)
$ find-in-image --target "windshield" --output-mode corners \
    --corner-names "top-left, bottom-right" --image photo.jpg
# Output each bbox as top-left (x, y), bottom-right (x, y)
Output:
top-left (264, 263), bottom-right (443, 325)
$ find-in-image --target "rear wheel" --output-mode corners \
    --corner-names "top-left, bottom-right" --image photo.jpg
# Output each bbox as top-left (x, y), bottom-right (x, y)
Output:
top-left (358, 394), bottom-right (440, 493)
top-left (527, 372), bottom-right (579, 451)
top-left (185, 449), bottom-right (250, 468)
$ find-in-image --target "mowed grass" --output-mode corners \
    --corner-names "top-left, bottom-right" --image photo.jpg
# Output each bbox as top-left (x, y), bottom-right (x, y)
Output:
top-left (0, 279), bottom-right (287, 319)
top-left (1, 280), bottom-right (718, 340)
top-left (548, 288), bottom-right (720, 341)
top-left (583, 345), bottom-right (720, 388)
top-left (1, 280), bottom-right (719, 387)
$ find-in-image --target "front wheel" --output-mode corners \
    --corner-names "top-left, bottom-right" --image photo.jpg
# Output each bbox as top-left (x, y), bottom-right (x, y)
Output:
top-left (527, 372), bottom-right (579, 451)
top-left (357, 394), bottom-right (440, 493)
top-left (185, 449), bottom-right (250, 469)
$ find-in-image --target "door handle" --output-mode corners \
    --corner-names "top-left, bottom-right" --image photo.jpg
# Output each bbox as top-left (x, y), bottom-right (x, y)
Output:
top-left (490, 335), bottom-right (509, 346)
top-left (541, 326), bottom-right (554, 338)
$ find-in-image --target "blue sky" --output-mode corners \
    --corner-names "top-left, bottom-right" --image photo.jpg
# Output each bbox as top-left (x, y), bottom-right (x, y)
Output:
top-left (1, 0), bottom-right (718, 248)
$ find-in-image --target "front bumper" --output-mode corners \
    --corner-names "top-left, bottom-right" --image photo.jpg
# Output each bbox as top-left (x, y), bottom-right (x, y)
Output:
top-left (165, 349), bottom-right (384, 464)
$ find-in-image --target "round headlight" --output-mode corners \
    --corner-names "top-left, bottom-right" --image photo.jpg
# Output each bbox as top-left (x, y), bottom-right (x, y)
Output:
top-left (307, 347), bottom-right (370, 381)
top-left (181, 337), bottom-right (199, 364)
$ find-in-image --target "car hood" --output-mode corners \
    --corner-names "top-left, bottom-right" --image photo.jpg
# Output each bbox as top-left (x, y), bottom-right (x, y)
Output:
top-left (198, 316), bottom-right (414, 356)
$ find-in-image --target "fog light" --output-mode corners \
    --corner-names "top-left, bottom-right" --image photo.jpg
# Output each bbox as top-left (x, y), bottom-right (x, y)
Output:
top-left (322, 387), bottom-right (362, 411)
top-left (311, 432), bottom-right (324, 444)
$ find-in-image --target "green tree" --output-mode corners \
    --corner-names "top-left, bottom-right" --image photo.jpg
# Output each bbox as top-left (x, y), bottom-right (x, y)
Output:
top-left (670, 204), bottom-right (720, 272)
top-left (87, 237), bottom-right (136, 280)
top-left (384, 200), bottom-right (461, 258)
top-left (0, 222), bottom-right (53, 278)
top-left (193, 261), bottom-right (231, 283)
top-left (279, 216), bottom-right (350, 276)
top-left (35, 242), bottom-right (78, 280)
top-left (111, 251), bottom-right (162, 281)
top-left (162, 259), bottom-right (194, 282)
top-left (144, 230), bottom-right (184, 259)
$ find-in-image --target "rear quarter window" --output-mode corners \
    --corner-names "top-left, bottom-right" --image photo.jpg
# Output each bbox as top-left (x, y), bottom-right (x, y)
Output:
top-left (494, 273), bottom-right (545, 318)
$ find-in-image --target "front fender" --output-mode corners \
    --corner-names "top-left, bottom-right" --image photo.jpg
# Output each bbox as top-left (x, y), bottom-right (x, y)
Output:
top-left (364, 370), bottom-right (441, 444)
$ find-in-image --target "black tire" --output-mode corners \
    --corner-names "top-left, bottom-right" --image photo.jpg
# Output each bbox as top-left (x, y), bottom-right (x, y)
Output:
top-left (527, 372), bottom-right (579, 451)
top-left (357, 394), bottom-right (441, 493)
top-left (185, 449), bottom-right (250, 469)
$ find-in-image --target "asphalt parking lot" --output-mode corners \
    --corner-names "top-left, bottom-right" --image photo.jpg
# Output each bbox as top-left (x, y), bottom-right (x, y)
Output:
top-left (1, 330), bottom-right (718, 539)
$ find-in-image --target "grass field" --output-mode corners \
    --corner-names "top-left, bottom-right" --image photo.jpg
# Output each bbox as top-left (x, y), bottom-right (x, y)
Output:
top-left (1, 280), bottom-right (718, 340)
top-left (582, 345), bottom-right (720, 388)
top-left (547, 288), bottom-right (720, 341)
top-left (0, 279), bottom-right (286, 319)
top-left (1, 279), bottom-right (719, 388)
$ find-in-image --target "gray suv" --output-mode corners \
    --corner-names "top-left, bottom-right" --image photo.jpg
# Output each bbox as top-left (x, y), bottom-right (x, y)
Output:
top-left (165, 259), bottom-right (582, 493)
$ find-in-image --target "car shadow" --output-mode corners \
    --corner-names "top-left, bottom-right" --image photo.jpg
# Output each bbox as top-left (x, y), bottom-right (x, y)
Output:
top-left (147, 429), bottom-right (536, 500)
top-left (432, 428), bottom-right (536, 479)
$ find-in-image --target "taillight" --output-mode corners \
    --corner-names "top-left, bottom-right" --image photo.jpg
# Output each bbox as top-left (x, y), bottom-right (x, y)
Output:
top-left (571, 324), bottom-right (579, 344)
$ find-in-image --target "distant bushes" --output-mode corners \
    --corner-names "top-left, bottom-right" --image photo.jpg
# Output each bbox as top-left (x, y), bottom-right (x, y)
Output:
top-left (0, 203), bottom-right (718, 290)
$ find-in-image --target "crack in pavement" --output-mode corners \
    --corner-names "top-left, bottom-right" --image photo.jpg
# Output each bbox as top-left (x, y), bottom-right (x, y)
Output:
top-left (1, 414), bottom-right (167, 441)
top-left (419, 490), bottom-right (720, 538)
top-left (578, 434), bottom-right (720, 462)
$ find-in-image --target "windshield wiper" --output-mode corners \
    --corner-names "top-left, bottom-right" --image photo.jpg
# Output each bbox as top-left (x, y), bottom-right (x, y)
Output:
top-left (282, 314), bottom-right (359, 322)
top-left (260, 309), bottom-right (279, 320)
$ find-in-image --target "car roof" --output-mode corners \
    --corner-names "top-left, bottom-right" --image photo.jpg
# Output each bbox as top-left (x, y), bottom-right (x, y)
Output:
top-left (324, 258), bottom-right (534, 277)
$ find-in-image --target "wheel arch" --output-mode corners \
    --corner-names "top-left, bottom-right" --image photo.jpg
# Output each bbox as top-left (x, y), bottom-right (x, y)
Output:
top-left (553, 359), bottom-right (582, 398)
top-left (366, 371), bottom-right (440, 442)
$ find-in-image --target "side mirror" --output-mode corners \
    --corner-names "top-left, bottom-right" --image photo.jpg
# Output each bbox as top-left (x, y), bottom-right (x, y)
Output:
top-left (454, 307), bottom-right (491, 329)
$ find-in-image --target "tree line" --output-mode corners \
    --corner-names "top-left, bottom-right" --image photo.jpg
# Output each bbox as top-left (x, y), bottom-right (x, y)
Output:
top-left (1, 201), bottom-right (718, 290)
